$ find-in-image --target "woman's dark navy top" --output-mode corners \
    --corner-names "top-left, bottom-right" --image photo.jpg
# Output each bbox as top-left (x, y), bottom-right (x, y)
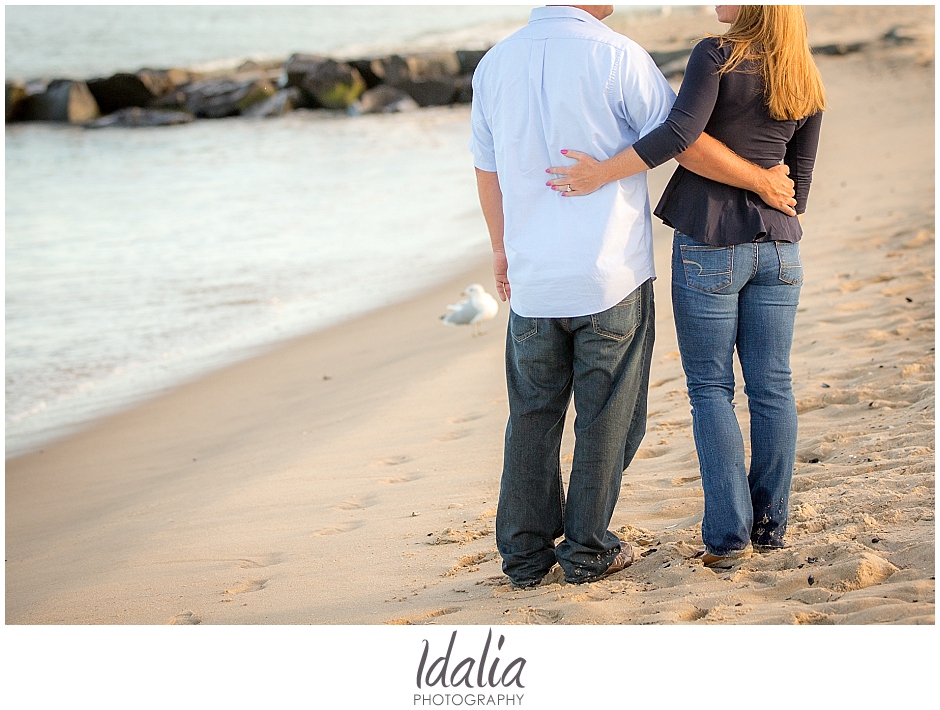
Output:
top-left (633, 36), bottom-right (823, 246)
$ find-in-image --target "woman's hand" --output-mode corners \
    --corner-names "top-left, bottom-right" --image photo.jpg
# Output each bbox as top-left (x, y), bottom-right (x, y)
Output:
top-left (545, 150), bottom-right (608, 196)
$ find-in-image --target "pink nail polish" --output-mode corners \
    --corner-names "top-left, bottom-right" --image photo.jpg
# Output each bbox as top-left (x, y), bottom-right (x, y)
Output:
top-left (560, 150), bottom-right (568, 154)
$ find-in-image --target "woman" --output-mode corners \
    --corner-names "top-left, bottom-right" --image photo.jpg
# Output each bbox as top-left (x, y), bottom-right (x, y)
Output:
top-left (546, 5), bottom-right (825, 566)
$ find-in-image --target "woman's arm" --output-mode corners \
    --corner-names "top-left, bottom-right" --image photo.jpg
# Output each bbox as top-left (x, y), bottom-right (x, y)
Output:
top-left (545, 38), bottom-right (797, 214)
top-left (784, 111), bottom-right (824, 214)
top-left (546, 39), bottom-right (722, 187)
top-left (546, 137), bottom-right (797, 215)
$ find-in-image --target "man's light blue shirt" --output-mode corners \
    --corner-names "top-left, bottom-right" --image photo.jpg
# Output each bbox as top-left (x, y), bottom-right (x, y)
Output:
top-left (470, 6), bottom-right (676, 317)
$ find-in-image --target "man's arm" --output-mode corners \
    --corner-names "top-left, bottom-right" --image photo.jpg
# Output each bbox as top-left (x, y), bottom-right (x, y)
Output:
top-left (548, 137), bottom-right (796, 216)
top-left (475, 168), bottom-right (510, 302)
top-left (676, 134), bottom-right (797, 216)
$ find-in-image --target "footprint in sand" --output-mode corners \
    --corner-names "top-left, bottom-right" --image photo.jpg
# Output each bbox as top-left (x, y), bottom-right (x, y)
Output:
top-left (236, 553), bottom-right (281, 569)
top-left (634, 444), bottom-right (670, 460)
top-left (796, 441), bottom-right (836, 463)
top-left (571, 588), bottom-right (613, 602)
top-left (650, 376), bottom-right (681, 388)
top-left (168, 611), bottom-right (202, 625)
top-left (795, 390), bottom-right (859, 414)
top-left (312, 520), bottom-right (365, 536)
top-left (435, 429), bottom-right (472, 442)
top-left (671, 475), bottom-right (701, 486)
top-left (449, 413), bottom-right (485, 424)
top-left (833, 301), bottom-right (873, 312)
top-left (335, 495), bottom-right (377, 510)
top-left (431, 527), bottom-right (492, 545)
top-left (388, 607), bottom-right (462, 625)
top-left (376, 455), bottom-right (411, 466)
top-left (224, 579), bottom-right (267, 595)
top-left (444, 551), bottom-right (498, 577)
top-left (380, 472), bottom-right (422, 484)
top-left (515, 607), bottom-right (563, 625)
top-left (679, 607), bottom-right (709, 622)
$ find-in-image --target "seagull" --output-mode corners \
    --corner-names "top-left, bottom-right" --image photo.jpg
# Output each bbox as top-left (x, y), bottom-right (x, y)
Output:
top-left (440, 283), bottom-right (499, 337)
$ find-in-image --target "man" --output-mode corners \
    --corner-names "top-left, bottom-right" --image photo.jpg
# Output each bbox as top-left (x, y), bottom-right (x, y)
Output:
top-left (470, 5), bottom-right (795, 587)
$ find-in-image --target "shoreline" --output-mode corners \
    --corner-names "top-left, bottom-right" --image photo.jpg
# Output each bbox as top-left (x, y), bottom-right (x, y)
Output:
top-left (6, 5), bottom-right (934, 626)
top-left (3, 239), bottom-right (492, 461)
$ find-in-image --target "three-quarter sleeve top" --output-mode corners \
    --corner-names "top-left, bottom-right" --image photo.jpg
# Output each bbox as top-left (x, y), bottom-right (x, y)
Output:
top-left (632, 36), bottom-right (823, 246)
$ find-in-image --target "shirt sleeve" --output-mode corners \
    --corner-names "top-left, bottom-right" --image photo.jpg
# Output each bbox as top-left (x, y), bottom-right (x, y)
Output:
top-left (614, 42), bottom-right (676, 143)
top-left (468, 67), bottom-right (497, 172)
top-left (785, 111), bottom-right (823, 214)
top-left (632, 38), bottom-right (723, 169)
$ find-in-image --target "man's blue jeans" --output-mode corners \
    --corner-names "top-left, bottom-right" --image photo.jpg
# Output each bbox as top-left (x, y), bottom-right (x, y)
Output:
top-left (496, 279), bottom-right (654, 586)
top-left (671, 232), bottom-right (802, 557)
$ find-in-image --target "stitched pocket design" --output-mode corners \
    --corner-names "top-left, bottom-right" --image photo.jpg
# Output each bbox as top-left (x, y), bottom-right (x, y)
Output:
top-left (592, 288), bottom-right (642, 341)
top-left (509, 311), bottom-right (538, 343)
top-left (680, 244), bottom-right (734, 293)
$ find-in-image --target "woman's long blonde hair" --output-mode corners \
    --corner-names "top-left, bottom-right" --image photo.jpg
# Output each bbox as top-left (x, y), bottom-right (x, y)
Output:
top-left (716, 5), bottom-right (826, 120)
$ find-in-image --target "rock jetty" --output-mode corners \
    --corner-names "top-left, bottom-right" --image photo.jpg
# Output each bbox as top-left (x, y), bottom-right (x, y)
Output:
top-left (5, 49), bottom-right (490, 128)
top-left (5, 33), bottom-right (888, 129)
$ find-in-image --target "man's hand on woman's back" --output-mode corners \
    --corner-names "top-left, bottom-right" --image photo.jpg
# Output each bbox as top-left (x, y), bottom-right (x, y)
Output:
top-left (757, 164), bottom-right (798, 216)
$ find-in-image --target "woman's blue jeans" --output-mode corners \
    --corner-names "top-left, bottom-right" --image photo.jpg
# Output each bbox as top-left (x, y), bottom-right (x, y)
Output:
top-left (496, 280), bottom-right (655, 586)
top-left (671, 232), bottom-right (802, 556)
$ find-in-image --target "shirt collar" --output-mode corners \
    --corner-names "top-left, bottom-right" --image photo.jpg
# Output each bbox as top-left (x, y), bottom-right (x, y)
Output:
top-left (529, 6), bottom-right (609, 29)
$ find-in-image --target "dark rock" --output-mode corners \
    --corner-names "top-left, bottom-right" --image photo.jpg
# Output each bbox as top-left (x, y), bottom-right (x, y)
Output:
top-left (349, 85), bottom-right (418, 115)
top-left (812, 41), bottom-right (867, 56)
top-left (456, 49), bottom-right (489, 75)
top-left (137, 68), bottom-right (194, 99)
top-left (85, 107), bottom-right (195, 128)
top-left (182, 77), bottom-right (276, 118)
top-left (364, 55), bottom-right (411, 86)
top-left (285, 53), bottom-right (366, 110)
top-left (883, 27), bottom-right (917, 46)
top-left (394, 77), bottom-right (460, 108)
top-left (454, 76), bottom-right (473, 105)
top-left (347, 58), bottom-right (385, 89)
top-left (241, 87), bottom-right (303, 118)
top-left (807, 574), bottom-right (815, 586)
top-left (150, 89), bottom-right (189, 111)
top-left (284, 53), bottom-right (325, 87)
top-left (6, 80), bottom-right (28, 122)
top-left (21, 80), bottom-right (100, 122)
top-left (87, 73), bottom-right (156, 114)
top-left (402, 51), bottom-right (461, 80)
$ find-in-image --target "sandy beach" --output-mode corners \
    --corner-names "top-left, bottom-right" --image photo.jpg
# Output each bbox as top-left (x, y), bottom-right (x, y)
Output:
top-left (6, 6), bottom-right (934, 627)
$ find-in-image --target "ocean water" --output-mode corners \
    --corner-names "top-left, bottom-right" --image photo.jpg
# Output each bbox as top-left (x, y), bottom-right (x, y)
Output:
top-left (4, 5), bottom-right (650, 457)
top-left (4, 5), bottom-right (532, 79)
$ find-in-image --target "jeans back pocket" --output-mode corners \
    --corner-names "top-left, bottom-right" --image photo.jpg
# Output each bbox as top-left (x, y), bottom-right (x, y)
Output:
top-left (591, 286), bottom-right (642, 341)
top-left (509, 310), bottom-right (538, 343)
top-left (775, 241), bottom-right (803, 285)
top-left (680, 243), bottom-right (734, 293)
